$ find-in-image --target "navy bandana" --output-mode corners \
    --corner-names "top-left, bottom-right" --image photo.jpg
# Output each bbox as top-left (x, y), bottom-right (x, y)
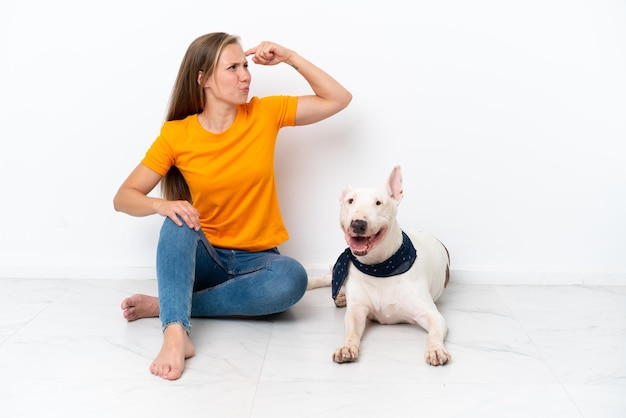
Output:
top-left (331, 231), bottom-right (417, 299)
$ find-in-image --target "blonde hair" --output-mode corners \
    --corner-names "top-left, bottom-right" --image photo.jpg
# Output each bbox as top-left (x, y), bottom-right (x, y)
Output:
top-left (161, 32), bottom-right (241, 202)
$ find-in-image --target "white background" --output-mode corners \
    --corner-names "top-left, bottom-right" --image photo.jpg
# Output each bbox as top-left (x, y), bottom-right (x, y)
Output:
top-left (1, 0), bottom-right (624, 284)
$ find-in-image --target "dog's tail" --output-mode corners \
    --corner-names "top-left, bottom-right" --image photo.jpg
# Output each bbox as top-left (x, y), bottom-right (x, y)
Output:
top-left (439, 240), bottom-right (451, 288)
top-left (306, 273), bottom-right (332, 290)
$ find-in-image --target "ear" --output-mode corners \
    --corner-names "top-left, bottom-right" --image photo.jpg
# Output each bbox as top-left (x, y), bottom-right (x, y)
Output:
top-left (198, 71), bottom-right (211, 88)
top-left (386, 165), bottom-right (403, 201)
top-left (339, 185), bottom-right (352, 202)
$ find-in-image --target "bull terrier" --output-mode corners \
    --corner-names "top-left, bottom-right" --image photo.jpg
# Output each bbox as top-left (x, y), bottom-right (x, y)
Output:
top-left (309, 165), bottom-right (451, 365)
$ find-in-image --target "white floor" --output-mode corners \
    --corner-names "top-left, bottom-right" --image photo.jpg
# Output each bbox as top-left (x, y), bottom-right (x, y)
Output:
top-left (0, 278), bottom-right (624, 418)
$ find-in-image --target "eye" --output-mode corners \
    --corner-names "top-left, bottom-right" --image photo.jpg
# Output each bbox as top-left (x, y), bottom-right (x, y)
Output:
top-left (375, 200), bottom-right (382, 206)
top-left (347, 198), bottom-right (354, 204)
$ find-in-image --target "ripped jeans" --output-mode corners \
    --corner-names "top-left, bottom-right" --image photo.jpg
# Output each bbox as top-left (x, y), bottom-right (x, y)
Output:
top-left (156, 217), bottom-right (308, 334)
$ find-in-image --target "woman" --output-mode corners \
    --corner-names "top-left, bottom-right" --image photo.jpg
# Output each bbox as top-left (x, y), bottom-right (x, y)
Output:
top-left (113, 32), bottom-right (351, 380)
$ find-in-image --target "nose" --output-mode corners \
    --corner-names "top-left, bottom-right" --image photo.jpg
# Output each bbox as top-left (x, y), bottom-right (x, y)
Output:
top-left (239, 67), bottom-right (251, 81)
top-left (350, 219), bottom-right (367, 235)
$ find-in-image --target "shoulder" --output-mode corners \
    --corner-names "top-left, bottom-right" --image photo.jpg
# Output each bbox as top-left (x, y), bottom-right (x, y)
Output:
top-left (245, 96), bottom-right (297, 111)
top-left (157, 115), bottom-right (200, 140)
top-left (162, 114), bottom-right (197, 131)
top-left (244, 96), bottom-right (298, 126)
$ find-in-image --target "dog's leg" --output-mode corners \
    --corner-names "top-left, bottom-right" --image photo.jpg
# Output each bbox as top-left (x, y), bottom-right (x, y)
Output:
top-left (415, 307), bottom-right (451, 366)
top-left (333, 304), bottom-right (369, 363)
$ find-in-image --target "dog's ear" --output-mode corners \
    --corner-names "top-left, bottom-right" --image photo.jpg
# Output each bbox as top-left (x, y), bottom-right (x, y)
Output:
top-left (339, 186), bottom-right (351, 202)
top-left (387, 165), bottom-right (403, 201)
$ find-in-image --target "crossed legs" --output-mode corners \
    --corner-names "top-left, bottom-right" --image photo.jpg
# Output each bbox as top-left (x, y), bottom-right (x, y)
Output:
top-left (121, 218), bottom-right (307, 380)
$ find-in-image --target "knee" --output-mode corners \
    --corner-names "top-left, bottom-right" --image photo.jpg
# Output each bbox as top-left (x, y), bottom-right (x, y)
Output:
top-left (159, 216), bottom-right (200, 240)
top-left (274, 257), bottom-right (308, 297)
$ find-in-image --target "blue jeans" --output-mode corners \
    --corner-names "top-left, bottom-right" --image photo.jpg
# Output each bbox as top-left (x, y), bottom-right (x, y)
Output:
top-left (156, 217), bottom-right (308, 333)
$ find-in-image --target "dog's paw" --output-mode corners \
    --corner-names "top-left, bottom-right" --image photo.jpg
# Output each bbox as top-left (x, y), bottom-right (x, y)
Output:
top-left (424, 345), bottom-right (451, 366)
top-left (333, 345), bottom-right (359, 363)
top-left (334, 290), bottom-right (347, 308)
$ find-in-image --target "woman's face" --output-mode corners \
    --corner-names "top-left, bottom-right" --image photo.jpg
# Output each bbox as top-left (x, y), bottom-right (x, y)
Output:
top-left (204, 43), bottom-right (251, 105)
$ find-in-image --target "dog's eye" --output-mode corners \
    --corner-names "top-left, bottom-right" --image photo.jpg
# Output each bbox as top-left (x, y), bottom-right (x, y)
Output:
top-left (347, 198), bottom-right (354, 204)
top-left (376, 200), bottom-right (382, 206)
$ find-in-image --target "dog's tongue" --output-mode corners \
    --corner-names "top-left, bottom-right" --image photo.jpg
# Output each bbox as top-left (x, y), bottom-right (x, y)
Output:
top-left (347, 235), bottom-right (370, 256)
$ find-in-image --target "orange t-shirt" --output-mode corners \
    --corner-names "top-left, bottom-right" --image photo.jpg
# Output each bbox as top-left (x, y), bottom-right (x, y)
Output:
top-left (142, 95), bottom-right (298, 251)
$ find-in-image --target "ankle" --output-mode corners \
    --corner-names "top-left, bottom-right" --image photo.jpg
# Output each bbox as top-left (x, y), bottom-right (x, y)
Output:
top-left (163, 323), bottom-right (188, 336)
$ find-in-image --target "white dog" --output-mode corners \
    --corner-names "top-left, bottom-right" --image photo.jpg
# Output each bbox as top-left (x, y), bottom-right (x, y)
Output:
top-left (309, 165), bottom-right (451, 365)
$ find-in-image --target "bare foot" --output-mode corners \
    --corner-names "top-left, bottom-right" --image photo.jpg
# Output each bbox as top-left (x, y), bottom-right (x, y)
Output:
top-left (121, 294), bottom-right (159, 321)
top-left (150, 324), bottom-right (195, 380)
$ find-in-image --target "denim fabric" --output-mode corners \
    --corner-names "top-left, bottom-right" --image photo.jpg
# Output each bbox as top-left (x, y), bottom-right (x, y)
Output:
top-left (156, 217), bottom-right (308, 333)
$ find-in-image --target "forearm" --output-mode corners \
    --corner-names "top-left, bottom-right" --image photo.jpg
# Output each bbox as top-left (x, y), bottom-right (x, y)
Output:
top-left (245, 41), bottom-right (351, 121)
top-left (113, 187), bottom-right (161, 217)
top-left (286, 52), bottom-right (352, 111)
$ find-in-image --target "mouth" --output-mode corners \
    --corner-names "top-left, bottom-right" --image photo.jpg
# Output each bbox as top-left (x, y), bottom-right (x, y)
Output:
top-left (345, 227), bottom-right (387, 256)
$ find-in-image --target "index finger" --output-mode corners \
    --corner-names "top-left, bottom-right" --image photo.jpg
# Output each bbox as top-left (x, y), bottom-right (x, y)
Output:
top-left (181, 205), bottom-right (201, 231)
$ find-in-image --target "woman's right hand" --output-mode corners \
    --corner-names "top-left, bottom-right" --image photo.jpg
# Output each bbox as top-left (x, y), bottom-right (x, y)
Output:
top-left (114, 163), bottom-right (200, 231)
top-left (154, 199), bottom-right (201, 231)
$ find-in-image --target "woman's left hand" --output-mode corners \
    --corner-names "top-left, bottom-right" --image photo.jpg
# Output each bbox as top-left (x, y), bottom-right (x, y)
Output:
top-left (245, 41), bottom-right (293, 66)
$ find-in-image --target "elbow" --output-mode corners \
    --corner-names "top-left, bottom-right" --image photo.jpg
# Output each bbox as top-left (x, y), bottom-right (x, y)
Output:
top-left (112, 191), bottom-right (123, 213)
top-left (112, 197), bottom-right (121, 213)
top-left (340, 90), bottom-right (353, 111)
top-left (328, 90), bottom-right (352, 117)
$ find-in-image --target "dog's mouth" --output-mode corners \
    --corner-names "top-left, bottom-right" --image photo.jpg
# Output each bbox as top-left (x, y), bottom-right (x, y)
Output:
top-left (345, 227), bottom-right (388, 256)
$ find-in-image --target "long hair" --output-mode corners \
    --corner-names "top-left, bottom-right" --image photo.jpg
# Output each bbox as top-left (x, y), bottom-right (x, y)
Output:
top-left (160, 32), bottom-right (241, 202)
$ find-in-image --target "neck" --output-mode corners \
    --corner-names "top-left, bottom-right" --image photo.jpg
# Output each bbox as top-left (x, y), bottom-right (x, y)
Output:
top-left (198, 105), bottom-right (237, 133)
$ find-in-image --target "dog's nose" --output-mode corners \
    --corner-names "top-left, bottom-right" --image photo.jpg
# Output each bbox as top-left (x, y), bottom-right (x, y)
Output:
top-left (350, 219), bottom-right (367, 235)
